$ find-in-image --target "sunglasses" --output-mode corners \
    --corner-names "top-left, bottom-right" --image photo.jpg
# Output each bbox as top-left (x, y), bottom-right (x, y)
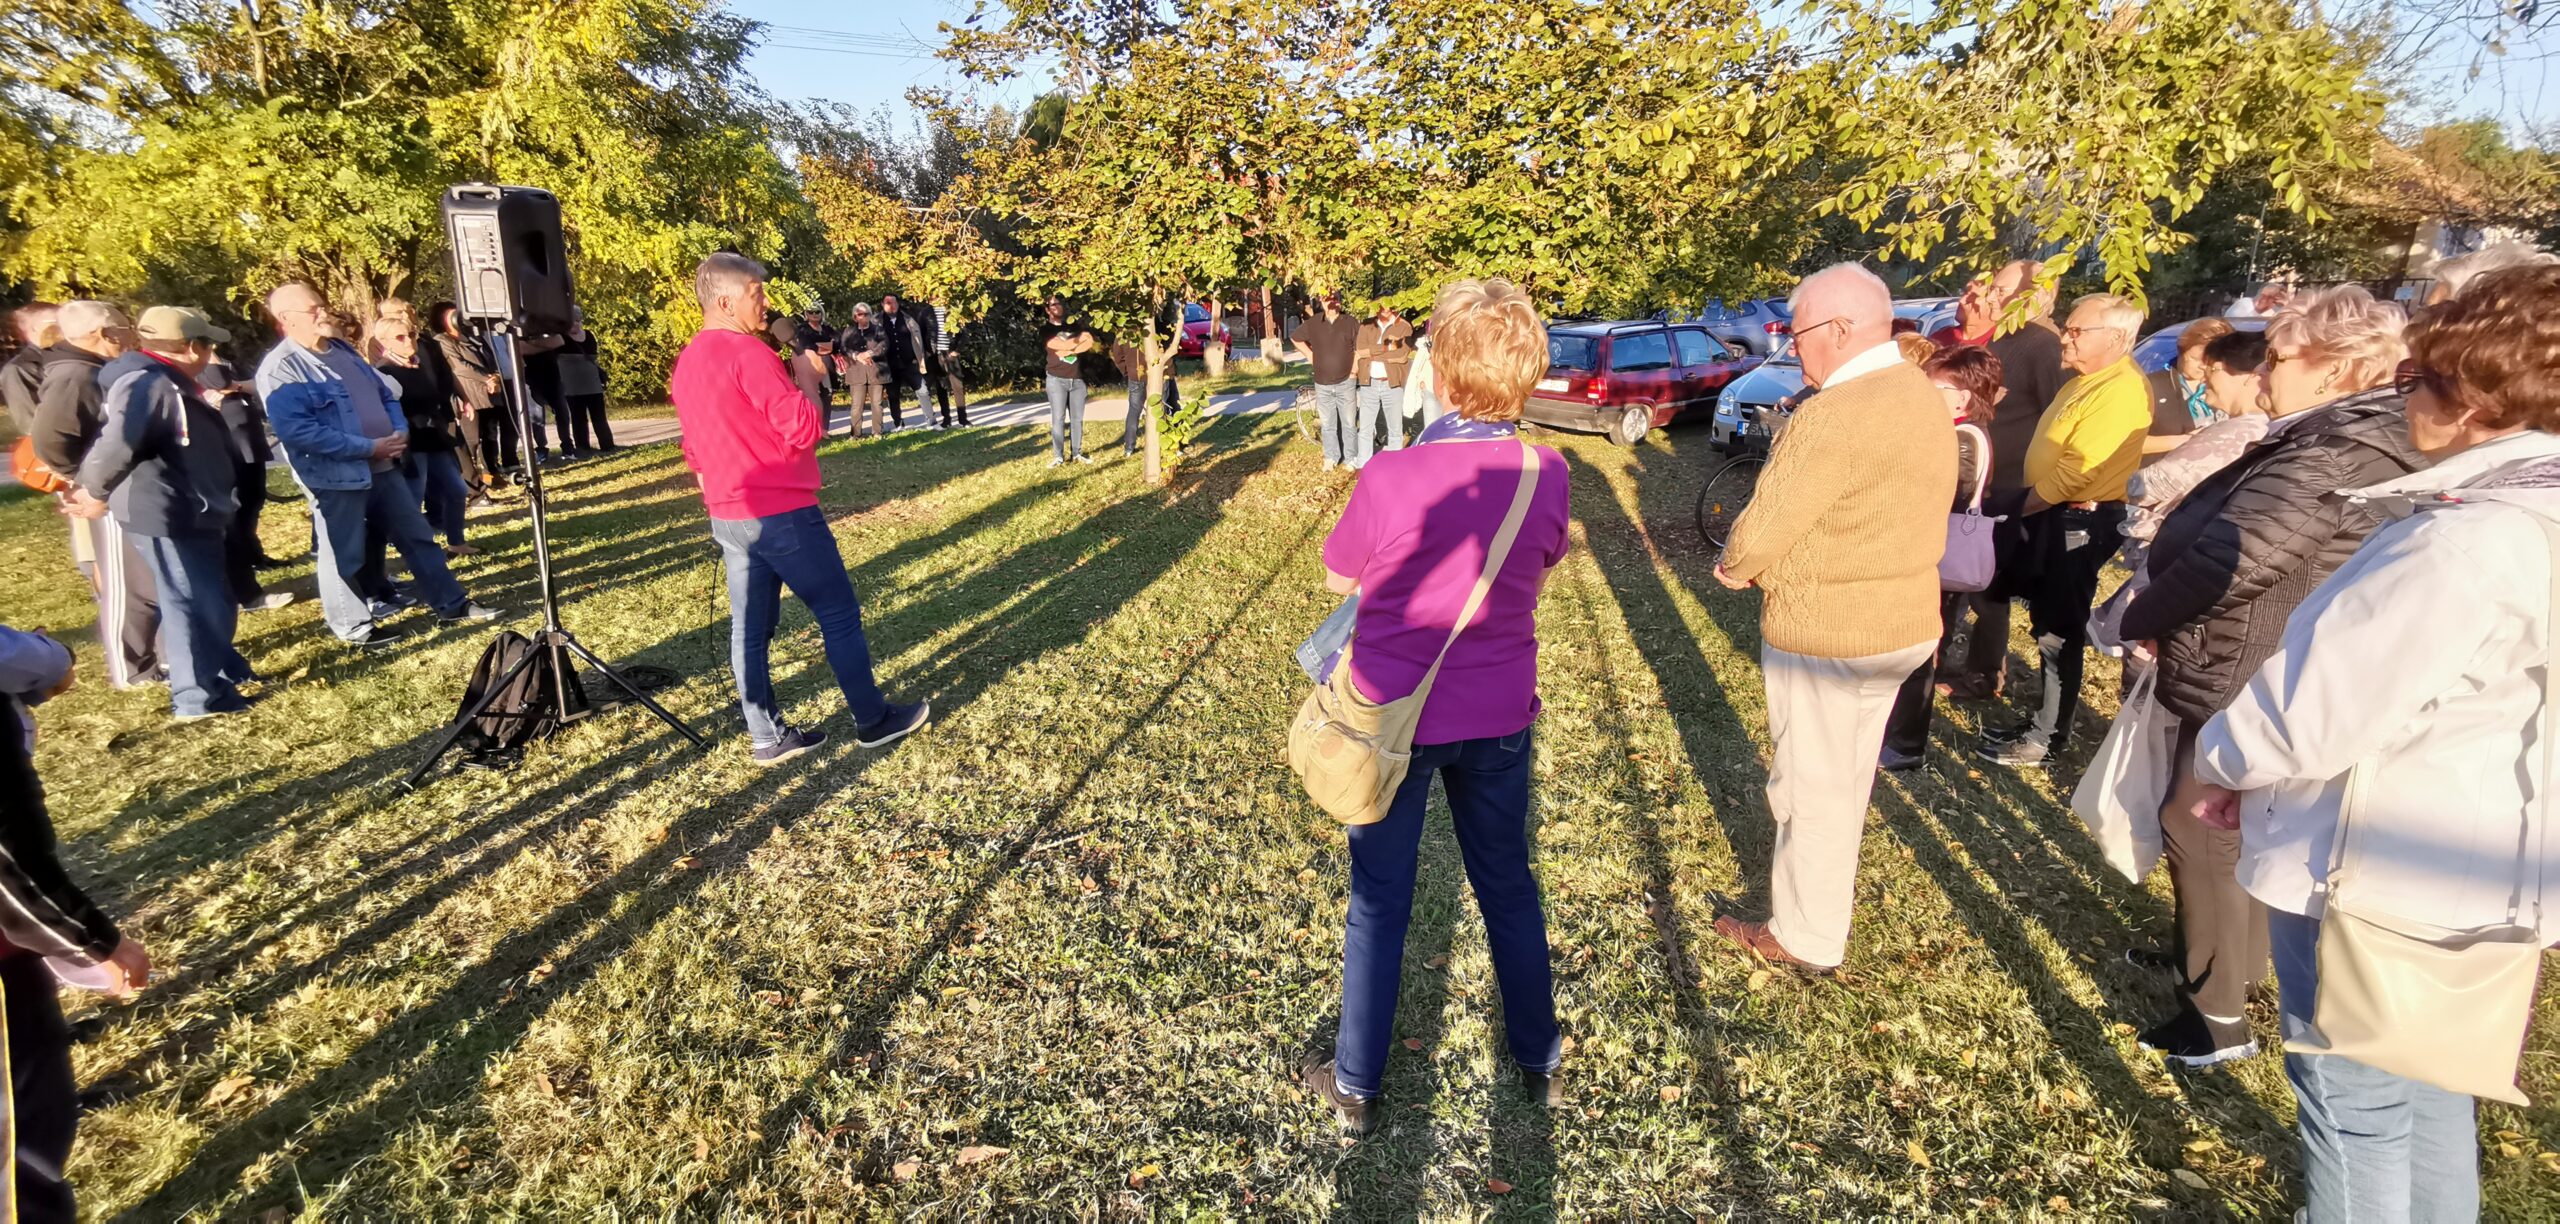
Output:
top-left (2393, 360), bottom-right (2441, 397)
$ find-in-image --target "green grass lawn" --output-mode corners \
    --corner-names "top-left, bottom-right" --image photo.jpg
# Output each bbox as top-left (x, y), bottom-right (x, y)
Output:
top-left (6, 417), bottom-right (2556, 1218)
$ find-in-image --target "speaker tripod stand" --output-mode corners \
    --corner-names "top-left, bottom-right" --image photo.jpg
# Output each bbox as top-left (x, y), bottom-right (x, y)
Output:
top-left (403, 320), bottom-right (706, 789)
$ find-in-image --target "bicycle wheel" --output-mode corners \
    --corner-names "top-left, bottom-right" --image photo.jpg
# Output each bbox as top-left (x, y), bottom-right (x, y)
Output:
top-left (1694, 455), bottom-right (1764, 552)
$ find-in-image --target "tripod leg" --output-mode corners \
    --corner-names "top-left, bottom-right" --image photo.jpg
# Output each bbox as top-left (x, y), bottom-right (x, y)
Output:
top-left (402, 641), bottom-right (546, 790)
top-left (558, 635), bottom-right (709, 748)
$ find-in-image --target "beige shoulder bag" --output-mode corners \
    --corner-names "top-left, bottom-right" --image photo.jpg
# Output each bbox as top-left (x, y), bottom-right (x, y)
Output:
top-left (2290, 513), bottom-right (2559, 1105)
top-left (1288, 441), bottom-right (1541, 826)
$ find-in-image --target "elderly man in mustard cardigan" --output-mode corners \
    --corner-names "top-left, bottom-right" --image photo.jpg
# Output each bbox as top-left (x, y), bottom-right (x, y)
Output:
top-left (1709, 264), bottom-right (1958, 974)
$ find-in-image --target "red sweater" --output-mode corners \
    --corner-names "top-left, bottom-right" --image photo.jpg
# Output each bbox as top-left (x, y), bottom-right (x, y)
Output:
top-left (671, 327), bottom-right (824, 520)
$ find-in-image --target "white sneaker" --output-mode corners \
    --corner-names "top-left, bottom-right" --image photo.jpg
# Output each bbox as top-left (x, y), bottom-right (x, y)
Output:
top-left (244, 592), bottom-right (296, 613)
top-left (1048, 457), bottom-right (1063, 469)
top-left (1075, 453), bottom-right (1092, 464)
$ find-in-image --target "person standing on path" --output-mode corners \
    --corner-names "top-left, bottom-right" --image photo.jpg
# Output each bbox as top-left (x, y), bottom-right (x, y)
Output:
top-left (672, 254), bottom-right (930, 766)
top-left (1294, 292), bottom-right (1362, 471)
top-left (371, 314), bottom-right (475, 558)
top-left (1707, 264), bottom-right (1956, 974)
top-left (0, 622), bottom-right (154, 1221)
top-left (1352, 304), bottom-right (1415, 461)
top-left (76, 307), bottom-right (258, 721)
top-left (1037, 295), bottom-right (1096, 467)
top-left (838, 303), bottom-right (890, 438)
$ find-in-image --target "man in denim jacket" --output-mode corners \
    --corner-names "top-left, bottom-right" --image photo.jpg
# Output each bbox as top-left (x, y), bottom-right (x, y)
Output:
top-left (256, 283), bottom-right (499, 647)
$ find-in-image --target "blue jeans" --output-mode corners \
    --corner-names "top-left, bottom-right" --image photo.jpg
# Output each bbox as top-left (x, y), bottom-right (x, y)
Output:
top-left (1123, 375), bottom-right (1181, 455)
top-left (131, 531), bottom-right (251, 717)
top-left (310, 470), bottom-right (469, 641)
top-left (2268, 909), bottom-right (2479, 1222)
top-left (1355, 380), bottom-right (1404, 464)
top-left (1044, 375), bottom-right (1087, 460)
top-left (1334, 729), bottom-right (1559, 1097)
top-left (1313, 380), bottom-right (1356, 466)
top-left (708, 505), bottom-right (889, 748)
top-left (410, 450), bottom-right (469, 547)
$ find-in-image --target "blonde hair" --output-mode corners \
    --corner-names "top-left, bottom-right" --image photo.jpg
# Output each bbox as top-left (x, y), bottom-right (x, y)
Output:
top-left (2265, 285), bottom-right (2407, 389)
top-left (1429, 278), bottom-right (1548, 422)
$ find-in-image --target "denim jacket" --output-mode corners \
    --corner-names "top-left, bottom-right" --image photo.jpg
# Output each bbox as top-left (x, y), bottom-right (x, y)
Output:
top-left (256, 338), bottom-right (407, 491)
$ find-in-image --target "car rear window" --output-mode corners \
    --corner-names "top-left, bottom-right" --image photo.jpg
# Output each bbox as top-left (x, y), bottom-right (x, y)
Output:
top-left (1549, 335), bottom-right (1599, 371)
top-left (1185, 304), bottom-right (1208, 323)
top-left (1608, 331), bottom-right (1673, 372)
top-left (1673, 329), bottom-right (1725, 366)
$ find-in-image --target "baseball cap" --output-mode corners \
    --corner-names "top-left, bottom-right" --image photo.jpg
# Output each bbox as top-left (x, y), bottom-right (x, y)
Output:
top-left (137, 306), bottom-right (232, 344)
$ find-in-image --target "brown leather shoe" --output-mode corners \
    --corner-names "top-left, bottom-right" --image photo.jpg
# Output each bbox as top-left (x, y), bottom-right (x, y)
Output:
top-left (1712, 916), bottom-right (1835, 976)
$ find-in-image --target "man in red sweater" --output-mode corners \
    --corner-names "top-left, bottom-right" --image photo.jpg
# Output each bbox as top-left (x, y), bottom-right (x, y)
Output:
top-left (673, 253), bottom-right (929, 765)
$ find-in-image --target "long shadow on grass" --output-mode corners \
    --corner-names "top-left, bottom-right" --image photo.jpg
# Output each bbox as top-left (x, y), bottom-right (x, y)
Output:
top-left (109, 419), bottom-right (1289, 1219)
top-left (711, 443), bottom-right (1319, 1206)
top-left (1570, 445), bottom-right (1775, 909)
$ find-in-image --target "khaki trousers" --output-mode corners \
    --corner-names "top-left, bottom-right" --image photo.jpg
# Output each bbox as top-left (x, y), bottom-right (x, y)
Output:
top-left (1762, 639), bottom-right (1936, 967)
top-left (845, 362), bottom-right (885, 437)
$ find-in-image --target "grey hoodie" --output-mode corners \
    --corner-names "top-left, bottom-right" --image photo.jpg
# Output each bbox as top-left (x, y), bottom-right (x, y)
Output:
top-left (76, 350), bottom-right (239, 537)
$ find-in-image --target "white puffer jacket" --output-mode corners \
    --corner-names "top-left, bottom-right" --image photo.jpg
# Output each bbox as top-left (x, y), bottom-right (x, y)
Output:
top-left (2197, 429), bottom-right (2560, 941)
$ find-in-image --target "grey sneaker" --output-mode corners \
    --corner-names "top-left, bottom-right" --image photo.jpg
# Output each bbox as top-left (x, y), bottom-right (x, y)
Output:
top-left (753, 726), bottom-right (828, 767)
top-left (1978, 737), bottom-right (2049, 768)
top-left (1047, 456), bottom-right (1063, 469)
top-left (243, 592), bottom-right (296, 613)
top-left (440, 601), bottom-right (504, 624)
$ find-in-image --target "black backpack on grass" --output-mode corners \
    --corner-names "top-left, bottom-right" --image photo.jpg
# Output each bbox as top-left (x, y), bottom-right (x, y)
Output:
top-left (453, 631), bottom-right (590, 767)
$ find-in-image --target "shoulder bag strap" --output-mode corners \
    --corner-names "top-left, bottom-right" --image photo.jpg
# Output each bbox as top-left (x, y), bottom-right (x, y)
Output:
top-left (1409, 440), bottom-right (1542, 706)
top-left (1956, 423), bottom-right (1991, 513)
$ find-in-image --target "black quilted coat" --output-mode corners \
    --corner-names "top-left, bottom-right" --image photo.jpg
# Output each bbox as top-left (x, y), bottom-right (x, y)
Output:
top-left (2119, 387), bottom-right (2424, 724)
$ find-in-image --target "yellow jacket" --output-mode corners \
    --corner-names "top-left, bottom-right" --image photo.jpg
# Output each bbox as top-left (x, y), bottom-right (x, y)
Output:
top-left (2022, 356), bottom-right (2150, 505)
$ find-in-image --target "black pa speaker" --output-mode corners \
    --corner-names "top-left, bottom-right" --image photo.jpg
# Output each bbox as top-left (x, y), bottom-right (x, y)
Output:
top-left (441, 184), bottom-right (574, 337)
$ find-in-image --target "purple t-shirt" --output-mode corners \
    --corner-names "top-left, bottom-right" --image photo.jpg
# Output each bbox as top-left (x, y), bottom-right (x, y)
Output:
top-left (1322, 435), bottom-right (1572, 745)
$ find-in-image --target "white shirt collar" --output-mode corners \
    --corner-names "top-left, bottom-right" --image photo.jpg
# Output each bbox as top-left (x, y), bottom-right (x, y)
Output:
top-left (1814, 341), bottom-right (1905, 390)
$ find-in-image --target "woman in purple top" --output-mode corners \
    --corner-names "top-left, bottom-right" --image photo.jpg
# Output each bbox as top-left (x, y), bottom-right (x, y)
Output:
top-left (1301, 279), bottom-right (1574, 1132)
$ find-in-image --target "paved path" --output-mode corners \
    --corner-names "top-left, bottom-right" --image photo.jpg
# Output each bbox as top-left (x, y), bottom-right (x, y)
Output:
top-left (610, 387), bottom-right (1302, 447)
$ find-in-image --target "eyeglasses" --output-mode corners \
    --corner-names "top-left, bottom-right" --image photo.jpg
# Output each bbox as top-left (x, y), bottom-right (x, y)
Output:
top-left (2393, 360), bottom-right (2441, 397)
top-left (2061, 324), bottom-right (2122, 341)
top-left (1790, 316), bottom-right (1848, 342)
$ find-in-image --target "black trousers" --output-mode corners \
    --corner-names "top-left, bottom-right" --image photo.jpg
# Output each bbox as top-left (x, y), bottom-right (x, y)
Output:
top-left (2023, 502), bottom-right (2126, 750)
top-left (1883, 591), bottom-right (1968, 758)
top-left (561, 393), bottom-right (615, 453)
top-left (1, 953), bottom-right (79, 1223)
top-left (476, 401), bottom-right (520, 474)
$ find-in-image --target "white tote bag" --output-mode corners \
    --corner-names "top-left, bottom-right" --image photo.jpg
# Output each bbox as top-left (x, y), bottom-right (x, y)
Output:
top-left (2070, 663), bottom-right (2173, 883)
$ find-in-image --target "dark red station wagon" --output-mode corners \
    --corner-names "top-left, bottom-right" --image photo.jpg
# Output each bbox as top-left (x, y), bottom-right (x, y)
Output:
top-left (1526, 320), bottom-right (1762, 446)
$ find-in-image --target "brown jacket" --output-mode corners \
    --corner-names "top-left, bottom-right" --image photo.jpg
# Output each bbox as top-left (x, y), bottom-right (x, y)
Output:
top-left (1717, 359), bottom-right (1957, 658)
top-left (1353, 315), bottom-right (1415, 388)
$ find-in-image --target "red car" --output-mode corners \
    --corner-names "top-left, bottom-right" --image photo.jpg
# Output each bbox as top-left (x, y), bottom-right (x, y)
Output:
top-left (1177, 303), bottom-right (1231, 358)
top-left (1527, 320), bottom-right (1763, 446)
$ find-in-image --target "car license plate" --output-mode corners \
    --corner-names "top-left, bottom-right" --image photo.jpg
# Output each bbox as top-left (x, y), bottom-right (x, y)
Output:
top-left (1535, 378), bottom-right (1567, 392)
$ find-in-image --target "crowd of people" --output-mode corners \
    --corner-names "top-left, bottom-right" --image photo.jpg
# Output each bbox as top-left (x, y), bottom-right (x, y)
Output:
top-left (1292, 244), bottom-right (2560, 1221)
top-left (5, 227), bottom-right (2558, 1216)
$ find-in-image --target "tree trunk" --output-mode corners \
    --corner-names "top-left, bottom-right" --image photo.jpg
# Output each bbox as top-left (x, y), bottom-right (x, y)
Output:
top-left (1204, 296), bottom-right (1227, 378)
top-left (1142, 330), bottom-right (1166, 485)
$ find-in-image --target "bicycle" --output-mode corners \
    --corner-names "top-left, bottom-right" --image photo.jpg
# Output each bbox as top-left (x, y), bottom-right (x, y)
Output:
top-left (1694, 398), bottom-right (1790, 551)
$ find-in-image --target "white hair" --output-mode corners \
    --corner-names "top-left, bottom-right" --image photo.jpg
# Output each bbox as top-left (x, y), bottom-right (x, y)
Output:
top-left (2069, 293), bottom-right (2146, 337)
top-left (57, 300), bottom-right (122, 341)
top-left (1785, 263), bottom-right (1892, 326)
top-left (2431, 241), bottom-right (2558, 301)
top-left (694, 253), bottom-right (767, 313)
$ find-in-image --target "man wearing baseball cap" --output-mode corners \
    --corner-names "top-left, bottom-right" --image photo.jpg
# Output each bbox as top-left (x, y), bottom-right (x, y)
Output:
top-left (74, 306), bottom-right (258, 719)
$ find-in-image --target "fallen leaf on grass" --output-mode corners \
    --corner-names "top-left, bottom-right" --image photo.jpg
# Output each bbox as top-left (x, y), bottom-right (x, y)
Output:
top-left (1746, 969), bottom-right (1772, 991)
top-left (1297, 868), bottom-right (1317, 882)
top-left (939, 986), bottom-right (969, 1000)
top-left (2048, 1195), bottom-right (2072, 1212)
top-left (892, 1160), bottom-right (921, 1182)
top-left (1659, 1085), bottom-right (1681, 1103)
top-left (1959, 1048), bottom-right (1978, 1068)
top-left (2172, 1169), bottom-right (2208, 1191)
top-left (1426, 954), bottom-right (1449, 969)
top-left (1129, 1163), bottom-right (1160, 1187)
top-left (956, 1145), bottom-right (1010, 1166)
top-left (1079, 874), bottom-right (1100, 893)
top-left (1487, 1177), bottom-right (1514, 1195)
top-left (1402, 1037), bottom-right (1423, 1051)
top-left (204, 1074), bottom-right (255, 1107)
top-left (2496, 1141), bottom-right (2523, 1159)
top-left (694, 1137), bottom-right (711, 1161)
top-left (672, 855), bottom-right (697, 870)
top-left (1907, 1139), bottom-right (1932, 1169)
top-left (2537, 1151), bottom-right (2560, 1173)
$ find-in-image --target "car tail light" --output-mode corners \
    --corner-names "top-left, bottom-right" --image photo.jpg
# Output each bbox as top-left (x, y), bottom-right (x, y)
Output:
top-left (1765, 321), bottom-right (1789, 335)
top-left (1587, 375), bottom-right (1608, 404)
